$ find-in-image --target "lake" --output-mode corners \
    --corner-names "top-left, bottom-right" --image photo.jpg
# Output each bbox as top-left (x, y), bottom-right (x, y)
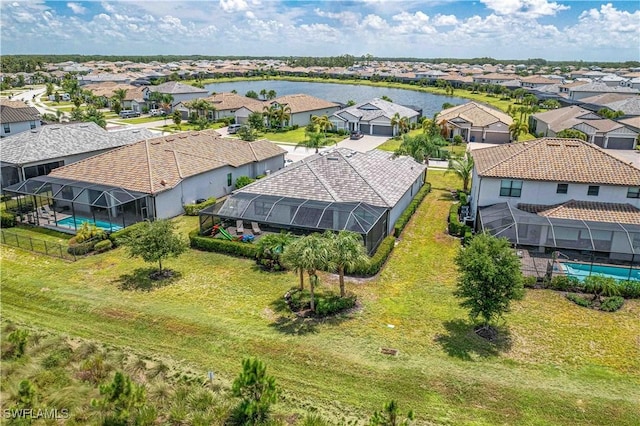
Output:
top-left (204, 80), bottom-right (467, 117)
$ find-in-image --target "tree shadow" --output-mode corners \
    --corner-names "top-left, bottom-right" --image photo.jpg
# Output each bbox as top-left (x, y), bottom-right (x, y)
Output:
top-left (116, 267), bottom-right (182, 291)
top-left (267, 292), bottom-right (350, 336)
top-left (434, 319), bottom-right (512, 361)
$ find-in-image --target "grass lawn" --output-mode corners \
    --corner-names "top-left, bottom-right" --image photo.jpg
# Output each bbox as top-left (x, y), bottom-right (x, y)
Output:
top-left (262, 127), bottom-right (346, 145)
top-left (119, 116), bottom-right (166, 124)
top-left (377, 136), bottom-right (466, 158)
top-left (2, 171), bottom-right (639, 424)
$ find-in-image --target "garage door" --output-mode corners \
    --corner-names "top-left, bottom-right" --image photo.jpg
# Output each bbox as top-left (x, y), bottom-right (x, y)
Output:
top-left (606, 138), bottom-right (635, 150)
top-left (372, 125), bottom-right (394, 136)
top-left (359, 124), bottom-right (370, 134)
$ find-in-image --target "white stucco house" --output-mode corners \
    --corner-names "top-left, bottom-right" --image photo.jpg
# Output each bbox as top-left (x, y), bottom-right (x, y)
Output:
top-left (470, 138), bottom-right (640, 260)
top-left (331, 98), bottom-right (420, 136)
top-left (265, 94), bottom-right (340, 127)
top-left (0, 99), bottom-right (41, 138)
top-left (436, 102), bottom-right (513, 144)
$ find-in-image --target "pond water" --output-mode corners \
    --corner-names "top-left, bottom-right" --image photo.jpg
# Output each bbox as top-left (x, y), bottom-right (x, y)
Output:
top-left (204, 80), bottom-right (468, 117)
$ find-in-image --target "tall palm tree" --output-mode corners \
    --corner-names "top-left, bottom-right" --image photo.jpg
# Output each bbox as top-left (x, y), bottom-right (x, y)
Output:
top-left (160, 94), bottom-right (174, 113)
top-left (113, 88), bottom-right (127, 106)
top-left (390, 113), bottom-right (401, 137)
top-left (325, 231), bottom-right (369, 297)
top-left (275, 104), bottom-right (291, 127)
top-left (509, 120), bottom-right (529, 142)
top-left (447, 155), bottom-right (474, 192)
top-left (281, 234), bottom-right (332, 312)
top-left (311, 115), bottom-right (334, 139)
top-left (296, 131), bottom-right (325, 153)
top-left (259, 89), bottom-right (267, 100)
top-left (397, 116), bottom-right (410, 135)
top-left (267, 90), bottom-right (277, 100)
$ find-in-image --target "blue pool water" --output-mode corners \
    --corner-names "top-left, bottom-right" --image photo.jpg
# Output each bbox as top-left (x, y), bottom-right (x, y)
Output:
top-left (560, 262), bottom-right (640, 282)
top-left (57, 217), bottom-right (123, 232)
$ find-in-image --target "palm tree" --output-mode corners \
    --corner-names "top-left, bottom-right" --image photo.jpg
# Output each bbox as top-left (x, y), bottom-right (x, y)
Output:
top-left (259, 89), bottom-right (267, 100)
top-left (311, 115), bottom-right (334, 140)
top-left (160, 93), bottom-right (174, 113)
top-left (275, 104), bottom-right (291, 127)
top-left (325, 231), bottom-right (369, 297)
top-left (262, 104), bottom-right (276, 128)
top-left (397, 116), bottom-right (410, 135)
top-left (390, 113), bottom-right (401, 137)
top-left (509, 120), bottom-right (529, 142)
top-left (113, 88), bottom-right (127, 106)
top-left (447, 155), bottom-right (474, 192)
top-left (281, 234), bottom-right (332, 312)
top-left (296, 131), bottom-right (325, 153)
top-left (266, 90), bottom-right (277, 100)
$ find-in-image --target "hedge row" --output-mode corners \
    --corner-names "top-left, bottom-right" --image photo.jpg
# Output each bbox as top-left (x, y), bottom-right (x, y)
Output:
top-left (448, 203), bottom-right (471, 237)
top-left (189, 230), bottom-right (258, 258)
top-left (183, 197), bottom-right (217, 216)
top-left (1, 211), bottom-right (16, 228)
top-left (354, 235), bottom-right (396, 276)
top-left (109, 221), bottom-right (148, 247)
top-left (393, 182), bottom-right (432, 237)
top-left (529, 275), bottom-right (640, 299)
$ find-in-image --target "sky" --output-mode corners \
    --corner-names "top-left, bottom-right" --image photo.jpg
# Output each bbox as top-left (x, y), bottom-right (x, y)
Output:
top-left (1, 1), bottom-right (639, 62)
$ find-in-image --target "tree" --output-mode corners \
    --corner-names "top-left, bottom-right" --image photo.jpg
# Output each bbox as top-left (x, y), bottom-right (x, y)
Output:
top-left (113, 88), bottom-right (127, 106)
top-left (231, 358), bottom-right (278, 425)
top-left (111, 99), bottom-right (122, 115)
top-left (124, 220), bottom-right (188, 275)
top-left (247, 111), bottom-right (265, 131)
top-left (266, 89), bottom-right (277, 100)
top-left (556, 128), bottom-right (587, 141)
top-left (346, 99), bottom-right (356, 106)
top-left (390, 113), bottom-right (402, 137)
top-left (281, 234), bottom-right (332, 312)
top-left (311, 114), bottom-right (334, 139)
top-left (395, 133), bottom-right (446, 163)
top-left (255, 232), bottom-right (296, 273)
top-left (509, 120), bottom-right (529, 142)
top-left (273, 104), bottom-right (292, 127)
top-left (69, 107), bottom-right (85, 122)
top-left (85, 106), bottom-right (107, 128)
top-left (381, 95), bottom-right (393, 102)
top-left (259, 88), bottom-right (267, 100)
top-left (370, 400), bottom-right (414, 426)
top-left (447, 155), bottom-right (474, 192)
top-left (326, 231), bottom-right (369, 297)
top-left (541, 99), bottom-right (560, 110)
top-left (597, 108), bottom-right (624, 119)
top-left (246, 90), bottom-right (259, 99)
top-left (296, 131), bottom-right (325, 154)
top-left (454, 233), bottom-right (524, 331)
top-left (92, 371), bottom-right (150, 425)
top-left (172, 111), bottom-right (182, 130)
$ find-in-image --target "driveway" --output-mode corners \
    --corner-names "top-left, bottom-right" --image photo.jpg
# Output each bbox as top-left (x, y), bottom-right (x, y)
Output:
top-left (336, 134), bottom-right (390, 152)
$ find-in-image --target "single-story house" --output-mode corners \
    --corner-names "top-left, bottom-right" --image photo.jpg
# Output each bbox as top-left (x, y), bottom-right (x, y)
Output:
top-left (3, 130), bottom-right (286, 233)
top-left (1, 122), bottom-right (155, 187)
top-left (200, 148), bottom-right (427, 254)
top-left (265, 94), bottom-right (340, 127)
top-left (568, 82), bottom-right (639, 100)
top-left (145, 81), bottom-right (209, 109)
top-left (330, 98), bottom-right (420, 137)
top-left (470, 138), bottom-right (640, 261)
top-left (530, 106), bottom-right (638, 149)
top-left (174, 92), bottom-right (265, 123)
top-left (436, 102), bottom-right (512, 144)
top-left (0, 99), bottom-right (41, 138)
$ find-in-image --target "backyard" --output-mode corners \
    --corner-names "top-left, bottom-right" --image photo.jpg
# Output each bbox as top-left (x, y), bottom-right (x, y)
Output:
top-left (1, 171), bottom-right (639, 424)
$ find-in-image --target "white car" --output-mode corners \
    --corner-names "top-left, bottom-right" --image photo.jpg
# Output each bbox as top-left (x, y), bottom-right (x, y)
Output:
top-left (149, 109), bottom-right (164, 117)
top-left (227, 124), bottom-right (242, 134)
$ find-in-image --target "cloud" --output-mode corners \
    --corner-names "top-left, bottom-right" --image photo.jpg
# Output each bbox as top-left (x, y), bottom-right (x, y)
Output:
top-left (220, 0), bottom-right (249, 13)
top-left (314, 8), bottom-right (360, 26)
top-left (67, 2), bottom-right (86, 15)
top-left (361, 14), bottom-right (388, 30)
top-left (432, 14), bottom-right (459, 26)
top-left (481, 0), bottom-right (569, 18)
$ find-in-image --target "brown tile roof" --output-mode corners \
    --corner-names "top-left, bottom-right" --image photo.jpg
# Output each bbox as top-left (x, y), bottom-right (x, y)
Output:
top-left (204, 92), bottom-right (265, 112)
top-left (437, 102), bottom-right (513, 127)
top-left (472, 137), bottom-right (640, 186)
top-left (269, 94), bottom-right (338, 113)
top-left (49, 130), bottom-right (286, 194)
top-left (520, 200), bottom-right (640, 225)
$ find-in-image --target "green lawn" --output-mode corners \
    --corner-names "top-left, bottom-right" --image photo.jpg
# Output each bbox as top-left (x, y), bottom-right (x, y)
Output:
top-left (261, 127), bottom-right (346, 146)
top-left (1, 171), bottom-right (639, 424)
top-left (118, 116), bottom-right (166, 124)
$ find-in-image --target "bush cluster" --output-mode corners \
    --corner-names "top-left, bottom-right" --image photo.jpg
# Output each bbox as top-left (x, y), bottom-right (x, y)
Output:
top-left (448, 203), bottom-right (472, 237)
top-left (566, 293), bottom-right (591, 307)
top-left (67, 237), bottom-right (96, 256)
top-left (109, 222), bottom-right (148, 246)
top-left (600, 296), bottom-right (625, 312)
top-left (393, 182), bottom-right (431, 237)
top-left (619, 280), bottom-right (640, 299)
top-left (1, 211), bottom-right (16, 228)
top-left (287, 288), bottom-right (356, 316)
top-left (234, 176), bottom-right (255, 189)
top-left (183, 197), bottom-right (217, 216)
top-left (94, 239), bottom-right (113, 253)
top-left (189, 230), bottom-right (258, 258)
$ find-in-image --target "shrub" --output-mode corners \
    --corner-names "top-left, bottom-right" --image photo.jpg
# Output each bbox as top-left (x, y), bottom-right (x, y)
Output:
top-left (393, 182), bottom-right (431, 237)
top-left (1, 211), bottom-right (16, 228)
top-left (463, 229), bottom-right (473, 245)
top-left (109, 221), bottom-right (148, 246)
top-left (523, 276), bottom-right (538, 288)
top-left (453, 135), bottom-right (464, 145)
top-left (619, 280), bottom-right (640, 299)
top-left (67, 237), bottom-right (95, 256)
top-left (235, 176), bottom-right (255, 189)
top-left (75, 222), bottom-right (106, 243)
top-left (566, 293), bottom-right (591, 308)
top-left (548, 275), bottom-right (582, 292)
top-left (183, 197), bottom-right (217, 216)
top-left (315, 293), bottom-right (357, 316)
top-left (94, 239), bottom-right (113, 253)
top-left (600, 296), bottom-right (624, 312)
top-left (354, 236), bottom-right (396, 276)
top-left (189, 230), bottom-right (258, 258)
top-left (458, 191), bottom-right (468, 206)
top-left (448, 203), bottom-right (470, 237)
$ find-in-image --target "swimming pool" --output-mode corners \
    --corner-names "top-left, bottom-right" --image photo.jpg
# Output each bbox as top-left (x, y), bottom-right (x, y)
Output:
top-left (559, 262), bottom-right (639, 282)
top-left (56, 217), bottom-right (123, 232)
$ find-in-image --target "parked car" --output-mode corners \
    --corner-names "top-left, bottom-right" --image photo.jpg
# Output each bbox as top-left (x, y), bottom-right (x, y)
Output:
top-left (149, 109), bottom-right (163, 117)
top-left (350, 131), bottom-right (364, 140)
top-left (227, 124), bottom-right (242, 134)
top-left (120, 110), bottom-right (141, 118)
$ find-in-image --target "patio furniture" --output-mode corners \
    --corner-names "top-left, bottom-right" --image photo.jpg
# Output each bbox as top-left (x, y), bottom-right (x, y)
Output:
top-left (236, 220), bottom-right (244, 235)
top-left (251, 222), bottom-right (262, 235)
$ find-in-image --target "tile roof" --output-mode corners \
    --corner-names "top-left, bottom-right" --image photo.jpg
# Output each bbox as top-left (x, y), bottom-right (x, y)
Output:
top-left (602, 97), bottom-right (640, 116)
top-left (152, 81), bottom-right (209, 95)
top-left (531, 106), bottom-right (609, 133)
top-left (571, 82), bottom-right (639, 94)
top-left (618, 116), bottom-right (640, 131)
top-left (519, 200), bottom-right (640, 225)
top-left (0, 100), bottom-right (40, 124)
top-left (1, 122), bottom-right (155, 165)
top-left (236, 148), bottom-right (426, 208)
top-left (437, 102), bottom-right (513, 127)
top-left (334, 98), bottom-right (419, 122)
top-left (204, 92), bottom-right (265, 111)
top-left (471, 137), bottom-right (640, 186)
top-left (49, 130), bottom-right (286, 194)
top-left (269, 94), bottom-right (338, 113)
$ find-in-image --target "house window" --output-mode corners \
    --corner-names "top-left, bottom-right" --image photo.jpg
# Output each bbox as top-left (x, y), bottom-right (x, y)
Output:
top-left (499, 180), bottom-right (522, 197)
top-left (227, 173), bottom-right (232, 187)
top-left (29, 120), bottom-right (36, 129)
top-left (556, 184), bottom-right (568, 194)
top-left (3, 123), bottom-right (10, 133)
top-left (627, 187), bottom-right (640, 199)
top-left (587, 186), bottom-right (599, 196)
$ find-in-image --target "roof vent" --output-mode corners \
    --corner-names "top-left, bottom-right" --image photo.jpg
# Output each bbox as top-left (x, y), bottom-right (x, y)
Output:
top-left (160, 179), bottom-right (167, 186)
top-left (165, 137), bottom-right (175, 142)
top-left (178, 134), bottom-right (188, 139)
top-left (327, 157), bottom-right (339, 161)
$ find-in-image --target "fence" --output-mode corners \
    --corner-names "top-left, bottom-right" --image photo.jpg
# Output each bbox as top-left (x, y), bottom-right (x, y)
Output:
top-left (1, 229), bottom-right (77, 261)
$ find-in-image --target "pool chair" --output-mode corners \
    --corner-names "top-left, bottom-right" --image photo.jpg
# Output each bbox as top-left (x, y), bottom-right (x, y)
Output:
top-left (251, 222), bottom-right (262, 235)
top-left (236, 220), bottom-right (244, 235)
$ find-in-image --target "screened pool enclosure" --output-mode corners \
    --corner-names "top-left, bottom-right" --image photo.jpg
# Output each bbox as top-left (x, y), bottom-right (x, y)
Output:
top-left (478, 203), bottom-right (640, 264)
top-left (199, 193), bottom-right (389, 254)
top-left (3, 176), bottom-right (151, 233)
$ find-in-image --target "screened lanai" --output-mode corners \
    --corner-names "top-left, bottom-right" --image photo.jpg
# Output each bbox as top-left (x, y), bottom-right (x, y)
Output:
top-left (3, 176), bottom-right (151, 233)
top-left (478, 203), bottom-right (640, 263)
top-left (200, 193), bottom-right (389, 254)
